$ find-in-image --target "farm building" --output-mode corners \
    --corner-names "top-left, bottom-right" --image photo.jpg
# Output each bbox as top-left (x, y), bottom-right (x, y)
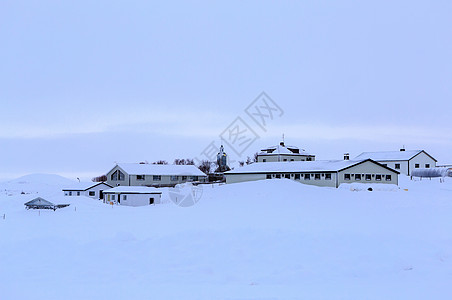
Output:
top-left (105, 163), bottom-right (207, 187)
top-left (62, 182), bottom-right (112, 200)
top-left (354, 149), bottom-right (437, 176)
top-left (257, 141), bottom-right (315, 162)
top-left (24, 197), bottom-right (69, 210)
top-left (224, 159), bottom-right (399, 187)
top-left (103, 186), bottom-right (162, 207)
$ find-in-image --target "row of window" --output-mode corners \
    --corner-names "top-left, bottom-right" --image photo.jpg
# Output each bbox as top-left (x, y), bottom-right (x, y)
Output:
top-left (344, 174), bottom-right (392, 181)
top-left (382, 163), bottom-right (430, 169)
top-left (266, 173), bottom-right (332, 180)
top-left (262, 157), bottom-right (313, 162)
top-left (66, 191), bottom-right (97, 196)
top-left (112, 171), bottom-right (199, 182)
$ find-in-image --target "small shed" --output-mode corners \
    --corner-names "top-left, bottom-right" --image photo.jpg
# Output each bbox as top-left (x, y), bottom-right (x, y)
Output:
top-left (103, 186), bottom-right (163, 207)
top-left (62, 182), bottom-right (112, 200)
top-left (24, 197), bottom-right (70, 210)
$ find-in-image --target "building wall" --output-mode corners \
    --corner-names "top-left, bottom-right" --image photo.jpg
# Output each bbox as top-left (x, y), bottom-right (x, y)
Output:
top-left (338, 161), bottom-right (398, 186)
top-left (375, 160), bottom-right (409, 175)
top-left (408, 152), bottom-right (437, 176)
top-left (104, 193), bottom-right (162, 207)
top-left (257, 155), bottom-right (315, 163)
top-left (225, 173), bottom-right (267, 184)
top-left (225, 172), bottom-right (337, 187)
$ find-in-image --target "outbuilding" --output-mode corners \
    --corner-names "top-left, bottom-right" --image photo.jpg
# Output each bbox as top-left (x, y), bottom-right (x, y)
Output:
top-left (103, 186), bottom-right (163, 207)
top-left (224, 159), bottom-right (399, 187)
top-left (63, 182), bottom-right (113, 200)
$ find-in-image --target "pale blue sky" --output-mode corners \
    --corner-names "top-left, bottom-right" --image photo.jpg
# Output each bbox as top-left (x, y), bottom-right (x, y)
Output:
top-left (1, 1), bottom-right (451, 180)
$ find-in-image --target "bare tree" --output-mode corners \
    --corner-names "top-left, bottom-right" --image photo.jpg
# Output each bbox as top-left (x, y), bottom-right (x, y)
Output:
top-left (246, 156), bottom-right (253, 165)
top-left (253, 152), bottom-right (259, 162)
top-left (152, 160), bottom-right (168, 165)
top-left (239, 161), bottom-right (245, 167)
top-left (174, 158), bottom-right (195, 165)
top-left (198, 160), bottom-right (213, 174)
top-left (92, 174), bottom-right (107, 182)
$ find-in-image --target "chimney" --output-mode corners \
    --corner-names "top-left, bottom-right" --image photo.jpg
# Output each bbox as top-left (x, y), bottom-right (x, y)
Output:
top-left (280, 141), bottom-right (285, 147)
top-left (400, 148), bottom-right (405, 152)
top-left (344, 153), bottom-right (350, 160)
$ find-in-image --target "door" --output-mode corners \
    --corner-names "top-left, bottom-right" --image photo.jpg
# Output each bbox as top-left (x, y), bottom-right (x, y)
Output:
top-left (149, 198), bottom-right (154, 205)
top-left (99, 190), bottom-right (104, 200)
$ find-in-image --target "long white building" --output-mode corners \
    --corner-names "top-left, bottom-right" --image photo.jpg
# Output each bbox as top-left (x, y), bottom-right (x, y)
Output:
top-left (105, 163), bottom-right (207, 187)
top-left (225, 159), bottom-right (399, 187)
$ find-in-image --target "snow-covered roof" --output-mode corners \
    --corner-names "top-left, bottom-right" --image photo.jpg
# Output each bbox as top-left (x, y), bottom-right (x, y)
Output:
top-left (259, 144), bottom-right (314, 156)
top-left (115, 163), bottom-right (207, 176)
top-left (24, 197), bottom-right (54, 206)
top-left (354, 150), bottom-right (433, 162)
top-left (62, 182), bottom-right (112, 191)
top-left (103, 186), bottom-right (162, 194)
top-left (225, 160), bottom-right (380, 174)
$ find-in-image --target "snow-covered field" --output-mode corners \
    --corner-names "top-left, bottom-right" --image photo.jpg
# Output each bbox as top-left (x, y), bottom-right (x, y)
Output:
top-left (1, 174), bottom-right (451, 299)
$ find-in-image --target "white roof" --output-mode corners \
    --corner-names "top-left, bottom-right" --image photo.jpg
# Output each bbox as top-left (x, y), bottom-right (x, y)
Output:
top-left (354, 150), bottom-right (425, 162)
top-left (104, 186), bottom-right (162, 194)
top-left (116, 163), bottom-right (206, 176)
top-left (62, 182), bottom-right (111, 191)
top-left (225, 160), bottom-right (373, 174)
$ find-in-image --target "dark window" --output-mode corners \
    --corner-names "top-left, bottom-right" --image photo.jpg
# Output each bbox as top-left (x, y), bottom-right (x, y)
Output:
top-left (137, 175), bottom-right (145, 180)
top-left (149, 198), bottom-right (154, 205)
top-left (266, 174), bottom-right (272, 179)
top-left (306, 157), bottom-right (312, 161)
top-left (182, 176), bottom-right (187, 181)
top-left (344, 174), bottom-right (351, 181)
top-left (153, 175), bottom-right (161, 181)
top-left (170, 176), bottom-right (179, 181)
top-left (77, 191), bottom-right (80, 196)
top-left (89, 191), bottom-right (95, 196)
top-left (283, 159), bottom-right (287, 162)
top-left (386, 175), bottom-right (392, 181)
top-left (294, 174), bottom-right (300, 180)
top-left (112, 195), bottom-right (115, 200)
top-left (355, 174), bottom-right (361, 181)
top-left (395, 164), bottom-right (400, 169)
top-left (69, 191), bottom-right (72, 196)
top-left (263, 159), bottom-right (266, 162)
top-left (275, 174), bottom-right (281, 179)
top-left (376, 175), bottom-right (382, 181)
top-left (285, 174), bottom-right (290, 179)
top-left (382, 164), bottom-right (387, 167)
top-left (325, 173), bottom-right (331, 180)
top-left (314, 174), bottom-right (320, 180)
top-left (290, 159), bottom-right (294, 161)
top-left (123, 195), bottom-right (127, 200)
top-left (190, 176), bottom-right (198, 181)
top-left (415, 164), bottom-right (420, 168)
top-left (111, 170), bottom-right (125, 181)
top-left (305, 174), bottom-right (310, 180)
top-left (365, 174), bottom-right (371, 181)
top-left (425, 164), bottom-right (430, 168)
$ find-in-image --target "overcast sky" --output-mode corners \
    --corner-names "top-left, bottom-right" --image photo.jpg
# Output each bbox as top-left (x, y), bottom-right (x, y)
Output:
top-left (1, 0), bottom-right (451, 180)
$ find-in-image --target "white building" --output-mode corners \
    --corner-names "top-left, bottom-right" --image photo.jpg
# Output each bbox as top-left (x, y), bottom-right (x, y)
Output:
top-left (354, 149), bottom-right (437, 176)
top-left (105, 163), bottom-right (207, 187)
top-left (225, 159), bottom-right (399, 188)
top-left (63, 182), bottom-right (113, 200)
top-left (257, 141), bottom-right (315, 162)
top-left (103, 186), bottom-right (162, 206)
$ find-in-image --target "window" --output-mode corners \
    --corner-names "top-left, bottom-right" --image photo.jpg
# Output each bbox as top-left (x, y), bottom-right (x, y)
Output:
top-left (386, 175), bottom-right (392, 181)
top-left (69, 191), bottom-right (72, 196)
top-left (275, 174), bottom-right (281, 179)
top-left (290, 159), bottom-right (294, 161)
top-left (64, 192), bottom-right (69, 196)
top-left (305, 174), bottom-right (310, 180)
top-left (376, 175), bottom-right (382, 181)
top-left (266, 174), bottom-right (272, 179)
top-left (344, 174), bottom-right (351, 181)
top-left (306, 157), bottom-right (312, 161)
top-left (89, 191), bottom-right (95, 196)
top-left (425, 164), bottom-right (430, 168)
top-left (395, 164), bottom-right (400, 169)
top-left (77, 191), bottom-right (80, 196)
top-left (137, 175), bottom-right (145, 180)
top-left (283, 159), bottom-right (287, 162)
top-left (190, 176), bottom-right (198, 181)
top-left (365, 174), bottom-right (371, 181)
top-left (170, 175), bottom-right (179, 181)
top-left (182, 176), bottom-right (187, 181)
top-left (153, 175), bottom-right (161, 181)
top-left (111, 170), bottom-right (125, 181)
top-left (123, 195), bottom-right (127, 200)
top-left (263, 159), bottom-right (266, 162)
top-left (382, 164), bottom-right (387, 167)
top-left (112, 195), bottom-right (115, 200)
top-left (285, 174), bottom-right (290, 179)
top-left (415, 164), bottom-right (420, 168)
top-left (355, 174), bottom-right (361, 181)
top-left (294, 174), bottom-right (300, 180)
top-left (314, 174), bottom-right (320, 180)
top-left (325, 173), bottom-right (331, 180)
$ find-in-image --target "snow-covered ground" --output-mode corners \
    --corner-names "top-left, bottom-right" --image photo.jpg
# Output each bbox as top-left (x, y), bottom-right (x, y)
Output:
top-left (1, 174), bottom-right (451, 299)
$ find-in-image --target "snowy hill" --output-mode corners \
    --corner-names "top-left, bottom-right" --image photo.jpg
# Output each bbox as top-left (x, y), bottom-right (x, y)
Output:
top-left (0, 175), bottom-right (451, 299)
top-left (0, 173), bottom-right (76, 197)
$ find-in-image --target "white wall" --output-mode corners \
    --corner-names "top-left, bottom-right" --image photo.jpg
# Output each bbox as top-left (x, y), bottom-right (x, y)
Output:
top-left (104, 193), bottom-right (162, 207)
top-left (338, 161), bottom-right (398, 186)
